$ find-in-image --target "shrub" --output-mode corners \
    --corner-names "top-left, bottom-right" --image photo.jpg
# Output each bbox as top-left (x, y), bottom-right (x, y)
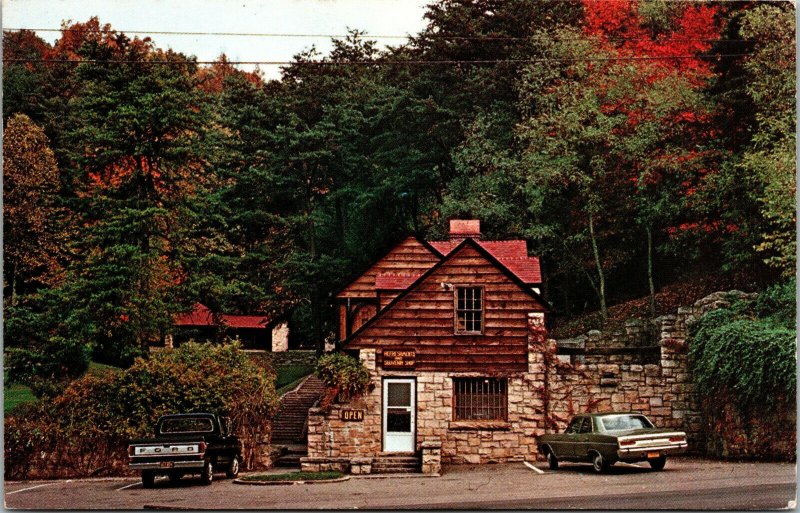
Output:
top-left (4, 338), bottom-right (90, 391)
top-left (688, 281), bottom-right (796, 459)
top-left (4, 342), bottom-right (278, 480)
top-left (315, 353), bottom-right (370, 405)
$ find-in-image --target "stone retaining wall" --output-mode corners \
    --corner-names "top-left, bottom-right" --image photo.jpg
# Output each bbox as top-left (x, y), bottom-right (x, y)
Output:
top-left (256, 350), bottom-right (318, 368)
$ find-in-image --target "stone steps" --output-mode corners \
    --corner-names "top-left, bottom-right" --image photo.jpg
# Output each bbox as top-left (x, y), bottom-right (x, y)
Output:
top-left (274, 445), bottom-right (308, 468)
top-left (272, 375), bottom-right (326, 444)
top-left (371, 453), bottom-right (421, 474)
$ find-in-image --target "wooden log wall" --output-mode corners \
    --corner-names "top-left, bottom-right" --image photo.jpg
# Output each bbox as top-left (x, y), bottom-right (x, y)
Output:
top-left (348, 245), bottom-right (545, 372)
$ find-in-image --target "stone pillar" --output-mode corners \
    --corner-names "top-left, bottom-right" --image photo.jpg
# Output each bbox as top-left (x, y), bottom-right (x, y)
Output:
top-left (306, 407), bottom-right (325, 459)
top-left (421, 440), bottom-right (442, 474)
top-left (527, 312), bottom-right (549, 444)
top-left (271, 321), bottom-right (289, 352)
top-left (164, 334), bottom-right (174, 349)
top-left (527, 312), bottom-right (548, 375)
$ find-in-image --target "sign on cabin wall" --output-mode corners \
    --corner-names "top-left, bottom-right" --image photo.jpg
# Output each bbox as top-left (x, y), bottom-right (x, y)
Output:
top-left (382, 349), bottom-right (416, 369)
top-left (341, 409), bottom-right (365, 421)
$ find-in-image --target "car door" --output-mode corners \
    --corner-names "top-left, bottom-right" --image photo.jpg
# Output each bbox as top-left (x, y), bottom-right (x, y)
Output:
top-left (561, 416), bottom-right (585, 459)
top-left (575, 416), bottom-right (594, 461)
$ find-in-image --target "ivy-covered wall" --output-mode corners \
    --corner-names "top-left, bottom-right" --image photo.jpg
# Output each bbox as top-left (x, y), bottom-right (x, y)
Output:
top-left (688, 282), bottom-right (795, 460)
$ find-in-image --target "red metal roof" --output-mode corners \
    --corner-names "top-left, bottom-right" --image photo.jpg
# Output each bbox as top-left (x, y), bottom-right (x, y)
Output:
top-left (174, 303), bottom-right (270, 329)
top-left (375, 273), bottom-right (422, 290)
top-left (428, 240), bottom-right (542, 284)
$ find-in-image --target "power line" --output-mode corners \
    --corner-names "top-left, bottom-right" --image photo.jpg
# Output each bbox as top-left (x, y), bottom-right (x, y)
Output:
top-left (3, 53), bottom-right (754, 67)
top-left (4, 27), bottom-right (766, 44)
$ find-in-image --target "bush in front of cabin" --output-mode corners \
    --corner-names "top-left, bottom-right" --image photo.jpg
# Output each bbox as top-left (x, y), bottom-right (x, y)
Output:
top-left (688, 280), bottom-right (796, 460)
top-left (4, 342), bottom-right (278, 480)
top-left (315, 353), bottom-right (370, 406)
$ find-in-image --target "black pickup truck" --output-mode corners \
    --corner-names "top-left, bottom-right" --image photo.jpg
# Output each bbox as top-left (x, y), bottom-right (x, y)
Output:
top-left (127, 413), bottom-right (242, 487)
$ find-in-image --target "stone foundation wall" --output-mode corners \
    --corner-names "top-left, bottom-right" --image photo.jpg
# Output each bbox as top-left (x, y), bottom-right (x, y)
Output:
top-left (307, 346), bottom-right (546, 465)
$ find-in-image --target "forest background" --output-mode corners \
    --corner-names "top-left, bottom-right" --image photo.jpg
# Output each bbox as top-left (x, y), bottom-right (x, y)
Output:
top-left (3, 0), bottom-right (795, 387)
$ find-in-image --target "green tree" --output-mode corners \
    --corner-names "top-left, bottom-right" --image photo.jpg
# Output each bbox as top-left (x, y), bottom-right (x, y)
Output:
top-left (738, 4), bottom-right (796, 276)
top-left (54, 30), bottom-right (209, 364)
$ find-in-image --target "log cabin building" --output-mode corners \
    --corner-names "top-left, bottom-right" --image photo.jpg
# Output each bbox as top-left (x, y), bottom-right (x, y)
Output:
top-left (303, 220), bottom-right (552, 472)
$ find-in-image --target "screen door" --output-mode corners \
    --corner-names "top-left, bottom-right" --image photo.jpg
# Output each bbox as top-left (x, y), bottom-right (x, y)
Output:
top-left (382, 378), bottom-right (415, 452)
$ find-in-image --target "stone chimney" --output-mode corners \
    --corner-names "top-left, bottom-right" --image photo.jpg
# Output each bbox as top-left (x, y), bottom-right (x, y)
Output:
top-left (449, 219), bottom-right (481, 242)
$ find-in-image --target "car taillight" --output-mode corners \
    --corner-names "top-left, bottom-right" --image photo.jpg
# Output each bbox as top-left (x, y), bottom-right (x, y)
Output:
top-left (669, 436), bottom-right (685, 443)
top-left (619, 440), bottom-right (636, 447)
top-left (198, 442), bottom-right (206, 454)
top-left (128, 446), bottom-right (136, 457)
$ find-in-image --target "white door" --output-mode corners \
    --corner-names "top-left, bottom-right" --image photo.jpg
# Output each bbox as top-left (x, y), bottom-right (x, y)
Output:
top-left (383, 378), bottom-right (415, 452)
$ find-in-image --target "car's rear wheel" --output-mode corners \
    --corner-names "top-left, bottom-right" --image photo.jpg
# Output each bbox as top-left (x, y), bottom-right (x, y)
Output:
top-left (591, 452), bottom-right (610, 473)
top-left (225, 456), bottom-right (240, 478)
top-left (141, 470), bottom-right (155, 488)
top-left (200, 461), bottom-right (213, 485)
top-left (546, 450), bottom-right (559, 470)
top-left (648, 456), bottom-right (667, 471)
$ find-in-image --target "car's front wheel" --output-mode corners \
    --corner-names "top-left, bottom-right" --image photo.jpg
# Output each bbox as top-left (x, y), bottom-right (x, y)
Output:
top-left (225, 456), bottom-right (240, 479)
top-left (591, 452), bottom-right (610, 473)
top-left (200, 461), bottom-right (213, 485)
top-left (546, 450), bottom-right (559, 470)
top-left (648, 456), bottom-right (667, 471)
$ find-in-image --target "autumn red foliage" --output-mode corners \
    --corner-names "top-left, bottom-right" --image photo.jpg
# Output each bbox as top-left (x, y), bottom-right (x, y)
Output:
top-left (583, 0), bottom-right (721, 81)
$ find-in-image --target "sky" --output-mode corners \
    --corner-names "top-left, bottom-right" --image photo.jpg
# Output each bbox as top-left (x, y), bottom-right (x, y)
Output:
top-left (2, 0), bottom-right (431, 79)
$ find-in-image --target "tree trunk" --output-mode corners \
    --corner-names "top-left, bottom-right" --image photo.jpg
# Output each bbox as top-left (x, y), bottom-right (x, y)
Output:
top-left (308, 212), bottom-right (323, 356)
top-left (9, 262), bottom-right (17, 308)
top-left (588, 211), bottom-right (608, 320)
top-left (646, 225), bottom-right (656, 318)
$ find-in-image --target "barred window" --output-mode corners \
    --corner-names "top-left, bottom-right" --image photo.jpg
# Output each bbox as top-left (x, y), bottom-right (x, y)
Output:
top-left (453, 378), bottom-right (507, 421)
top-left (455, 286), bottom-right (483, 334)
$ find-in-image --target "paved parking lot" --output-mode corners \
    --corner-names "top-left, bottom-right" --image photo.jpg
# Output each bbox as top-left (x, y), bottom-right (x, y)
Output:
top-left (5, 457), bottom-right (796, 510)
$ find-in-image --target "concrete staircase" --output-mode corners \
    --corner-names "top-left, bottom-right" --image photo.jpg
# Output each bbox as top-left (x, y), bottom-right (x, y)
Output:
top-left (271, 374), bottom-right (326, 467)
top-left (371, 453), bottom-right (421, 474)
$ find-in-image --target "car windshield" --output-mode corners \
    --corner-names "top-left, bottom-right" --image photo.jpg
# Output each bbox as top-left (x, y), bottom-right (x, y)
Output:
top-left (160, 417), bottom-right (213, 434)
top-left (599, 415), bottom-right (653, 431)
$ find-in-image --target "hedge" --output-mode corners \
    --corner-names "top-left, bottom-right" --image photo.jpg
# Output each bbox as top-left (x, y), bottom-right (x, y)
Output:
top-left (4, 342), bottom-right (279, 480)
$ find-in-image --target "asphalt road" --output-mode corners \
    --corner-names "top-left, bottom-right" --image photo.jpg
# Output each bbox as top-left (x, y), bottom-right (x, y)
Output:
top-left (5, 457), bottom-right (796, 510)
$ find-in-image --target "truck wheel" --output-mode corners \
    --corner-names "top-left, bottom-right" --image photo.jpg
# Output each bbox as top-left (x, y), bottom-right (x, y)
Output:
top-left (648, 456), bottom-right (667, 471)
top-left (141, 470), bottom-right (156, 488)
top-left (200, 461), bottom-right (213, 485)
top-left (225, 457), bottom-right (240, 479)
top-left (591, 452), bottom-right (610, 473)
top-left (546, 450), bottom-right (559, 470)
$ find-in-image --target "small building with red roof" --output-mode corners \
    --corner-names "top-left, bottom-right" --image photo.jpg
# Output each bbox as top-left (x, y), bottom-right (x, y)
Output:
top-left (169, 303), bottom-right (290, 351)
